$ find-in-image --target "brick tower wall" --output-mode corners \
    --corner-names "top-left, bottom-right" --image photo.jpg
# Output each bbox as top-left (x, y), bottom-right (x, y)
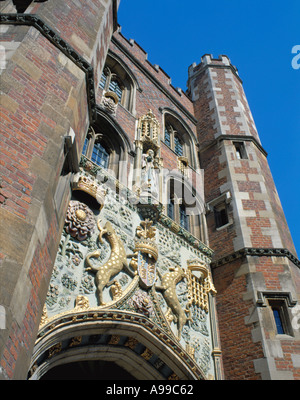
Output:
top-left (188, 55), bottom-right (300, 379)
top-left (0, 0), bottom-right (117, 379)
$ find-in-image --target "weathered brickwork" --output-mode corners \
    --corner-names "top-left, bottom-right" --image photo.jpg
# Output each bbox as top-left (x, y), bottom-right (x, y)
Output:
top-left (0, 1), bottom-right (299, 380)
top-left (213, 258), bottom-right (264, 379)
top-left (189, 55), bottom-right (300, 380)
top-left (0, 0), bottom-right (116, 379)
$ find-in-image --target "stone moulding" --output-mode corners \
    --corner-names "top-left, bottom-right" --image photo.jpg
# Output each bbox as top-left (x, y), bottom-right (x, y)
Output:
top-left (0, 13), bottom-right (97, 122)
top-left (211, 247), bottom-right (300, 269)
top-left (79, 155), bottom-right (214, 258)
top-left (34, 308), bottom-right (206, 380)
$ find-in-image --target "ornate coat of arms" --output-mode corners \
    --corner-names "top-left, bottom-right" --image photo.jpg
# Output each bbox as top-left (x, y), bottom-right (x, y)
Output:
top-left (130, 219), bottom-right (158, 289)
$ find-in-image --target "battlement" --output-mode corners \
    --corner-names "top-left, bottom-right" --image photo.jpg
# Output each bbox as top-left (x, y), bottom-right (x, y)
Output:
top-left (113, 26), bottom-right (191, 101)
top-left (188, 54), bottom-right (240, 80)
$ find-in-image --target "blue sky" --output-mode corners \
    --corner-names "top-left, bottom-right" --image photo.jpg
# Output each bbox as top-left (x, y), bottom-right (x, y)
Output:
top-left (118, 0), bottom-right (300, 256)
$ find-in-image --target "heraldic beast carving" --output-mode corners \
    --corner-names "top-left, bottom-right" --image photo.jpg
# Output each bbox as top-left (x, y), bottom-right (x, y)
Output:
top-left (85, 219), bottom-right (135, 305)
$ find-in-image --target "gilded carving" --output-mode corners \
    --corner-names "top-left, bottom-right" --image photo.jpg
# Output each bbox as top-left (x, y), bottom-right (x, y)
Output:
top-left (85, 219), bottom-right (135, 305)
top-left (186, 260), bottom-right (216, 313)
top-left (69, 336), bottom-right (82, 347)
top-left (129, 220), bottom-right (158, 289)
top-left (156, 266), bottom-right (192, 339)
top-left (108, 335), bottom-right (120, 345)
top-left (74, 295), bottom-right (90, 311)
top-left (141, 348), bottom-right (153, 361)
top-left (72, 173), bottom-right (107, 209)
top-left (124, 337), bottom-right (139, 350)
top-left (39, 305), bottom-right (48, 327)
top-left (48, 343), bottom-right (62, 358)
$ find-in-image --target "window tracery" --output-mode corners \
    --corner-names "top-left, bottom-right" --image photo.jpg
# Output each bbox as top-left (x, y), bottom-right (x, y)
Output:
top-left (98, 56), bottom-right (136, 114)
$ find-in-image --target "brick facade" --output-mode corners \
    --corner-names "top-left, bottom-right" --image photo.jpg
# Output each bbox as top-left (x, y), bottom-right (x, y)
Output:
top-left (0, 0), bottom-right (117, 379)
top-left (188, 54), bottom-right (300, 379)
top-left (0, 0), bottom-right (299, 380)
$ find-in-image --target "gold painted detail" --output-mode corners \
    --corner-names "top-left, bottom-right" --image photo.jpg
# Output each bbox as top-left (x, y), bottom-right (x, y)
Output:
top-left (48, 343), bottom-right (62, 358)
top-left (141, 348), bottom-right (153, 361)
top-left (168, 372), bottom-right (180, 380)
top-left (108, 335), bottom-right (120, 345)
top-left (156, 266), bottom-right (192, 340)
top-left (72, 174), bottom-right (107, 209)
top-left (85, 220), bottom-right (135, 305)
top-left (74, 295), bottom-right (90, 311)
top-left (124, 337), bottom-right (139, 350)
top-left (35, 310), bottom-right (205, 380)
top-left (186, 260), bottom-right (216, 313)
top-left (129, 220), bottom-right (158, 289)
top-left (40, 305), bottom-right (48, 327)
top-left (69, 336), bottom-right (82, 347)
top-left (65, 201), bottom-right (96, 241)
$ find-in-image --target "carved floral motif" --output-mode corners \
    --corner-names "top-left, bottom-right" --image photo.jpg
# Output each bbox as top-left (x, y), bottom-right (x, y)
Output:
top-left (65, 201), bottom-right (96, 241)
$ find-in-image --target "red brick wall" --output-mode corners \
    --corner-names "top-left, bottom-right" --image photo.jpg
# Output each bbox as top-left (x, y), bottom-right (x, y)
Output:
top-left (190, 56), bottom-right (300, 380)
top-left (213, 259), bottom-right (264, 379)
top-left (0, 0), bottom-right (115, 379)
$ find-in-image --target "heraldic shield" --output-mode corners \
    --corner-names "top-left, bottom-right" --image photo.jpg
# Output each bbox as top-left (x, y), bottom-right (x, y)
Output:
top-left (130, 219), bottom-right (159, 289)
top-left (137, 250), bottom-right (157, 288)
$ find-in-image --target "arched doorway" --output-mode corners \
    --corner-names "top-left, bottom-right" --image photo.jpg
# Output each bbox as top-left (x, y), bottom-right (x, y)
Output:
top-left (41, 360), bottom-right (136, 380)
top-left (28, 309), bottom-right (205, 380)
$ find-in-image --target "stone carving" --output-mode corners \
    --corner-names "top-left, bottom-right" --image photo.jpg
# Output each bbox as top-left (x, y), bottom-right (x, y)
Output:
top-left (72, 173), bottom-right (107, 209)
top-left (128, 290), bottom-right (154, 318)
top-left (156, 266), bottom-right (191, 339)
top-left (137, 109), bottom-right (160, 147)
top-left (85, 219), bottom-right (135, 305)
top-left (186, 259), bottom-right (216, 313)
top-left (74, 295), bottom-right (90, 311)
top-left (65, 201), bottom-right (96, 241)
top-left (141, 149), bottom-right (159, 197)
top-left (129, 220), bottom-right (158, 289)
top-left (100, 91), bottom-right (119, 115)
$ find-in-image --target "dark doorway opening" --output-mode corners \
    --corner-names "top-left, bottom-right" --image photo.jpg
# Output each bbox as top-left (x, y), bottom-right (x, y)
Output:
top-left (41, 360), bottom-right (137, 380)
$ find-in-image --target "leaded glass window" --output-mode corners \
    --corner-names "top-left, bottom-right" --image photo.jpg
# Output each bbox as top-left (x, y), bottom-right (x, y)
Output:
top-left (91, 141), bottom-right (109, 169)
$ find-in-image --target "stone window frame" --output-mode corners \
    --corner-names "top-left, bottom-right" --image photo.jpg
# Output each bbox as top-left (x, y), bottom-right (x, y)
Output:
top-left (206, 191), bottom-right (233, 231)
top-left (82, 112), bottom-right (132, 181)
top-left (99, 54), bottom-right (138, 114)
top-left (165, 176), bottom-right (207, 242)
top-left (233, 141), bottom-right (248, 160)
top-left (257, 291), bottom-right (297, 337)
top-left (162, 110), bottom-right (199, 170)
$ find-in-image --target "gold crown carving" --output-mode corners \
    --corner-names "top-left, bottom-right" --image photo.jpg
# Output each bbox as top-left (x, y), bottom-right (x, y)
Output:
top-left (133, 219), bottom-right (158, 260)
top-left (187, 259), bottom-right (209, 280)
top-left (134, 238), bottom-right (158, 260)
top-left (72, 174), bottom-right (107, 209)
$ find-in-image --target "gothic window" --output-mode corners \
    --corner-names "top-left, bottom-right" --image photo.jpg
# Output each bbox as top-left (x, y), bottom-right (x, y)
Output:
top-left (179, 204), bottom-right (189, 231)
top-left (163, 112), bottom-right (199, 169)
top-left (81, 112), bottom-right (131, 180)
top-left (99, 71), bottom-right (107, 90)
top-left (168, 198), bottom-right (174, 220)
top-left (174, 135), bottom-right (183, 157)
top-left (165, 176), bottom-right (207, 243)
top-left (99, 55), bottom-right (136, 113)
top-left (164, 127), bottom-right (171, 147)
top-left (91, 140), bottom-right (109, 169)
top-left (164, 124), bottom-right (184, 156)
top-left (108, 78), bottom-right (123, 101)
top-left (100, 67), bottom-right (124, 102)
